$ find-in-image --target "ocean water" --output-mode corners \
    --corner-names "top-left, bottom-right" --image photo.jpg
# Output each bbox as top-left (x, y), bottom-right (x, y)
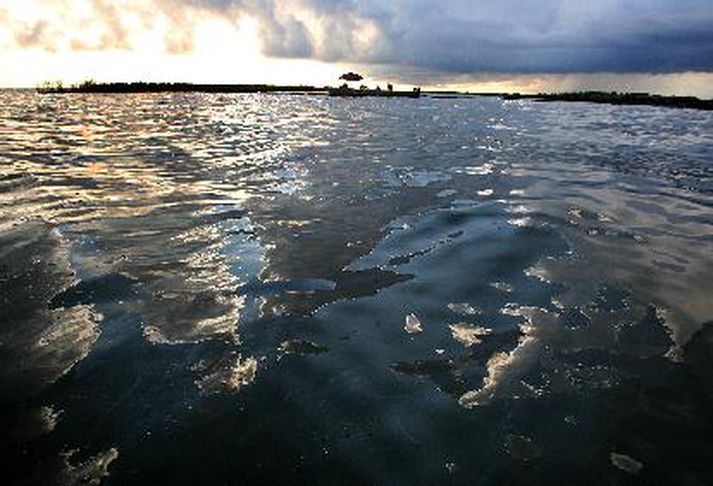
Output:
top-left (1, 91), bottom-right (712, 485)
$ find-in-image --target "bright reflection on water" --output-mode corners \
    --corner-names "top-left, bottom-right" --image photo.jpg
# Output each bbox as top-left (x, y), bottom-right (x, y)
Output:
top-left (1, 91), bottom-right (712, 485)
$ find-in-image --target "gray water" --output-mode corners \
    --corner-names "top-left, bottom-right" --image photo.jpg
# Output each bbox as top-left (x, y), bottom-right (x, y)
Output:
top-left (1, 91), bottom-right (712, 485)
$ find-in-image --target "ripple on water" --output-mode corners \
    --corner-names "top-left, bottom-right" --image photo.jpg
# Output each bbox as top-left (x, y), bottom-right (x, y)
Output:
top-left (0, 91), bottom-right (712, 484)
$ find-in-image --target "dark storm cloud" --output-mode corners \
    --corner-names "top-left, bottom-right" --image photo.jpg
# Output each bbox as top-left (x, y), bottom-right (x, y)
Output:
top-left (5, 0), bottom-right (712, 74)
top-left (230, 0), bottom-right (713, 74)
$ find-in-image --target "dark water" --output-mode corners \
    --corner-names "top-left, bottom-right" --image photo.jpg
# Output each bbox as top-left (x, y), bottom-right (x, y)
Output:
top-left (1, 91), bottom-right (712, 485)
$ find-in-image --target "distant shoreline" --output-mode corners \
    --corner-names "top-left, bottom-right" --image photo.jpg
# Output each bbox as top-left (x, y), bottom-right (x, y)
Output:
top-left (34, 82), bottom-right (712, 110)
top-left (36, 82), bottom-right (328, 95)
top-left (502, 92), bottom-right (712, 111)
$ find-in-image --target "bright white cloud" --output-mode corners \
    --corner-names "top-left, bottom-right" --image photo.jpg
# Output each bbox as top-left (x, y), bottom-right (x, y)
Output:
top-left (1, 0), bottom-right (712, 95)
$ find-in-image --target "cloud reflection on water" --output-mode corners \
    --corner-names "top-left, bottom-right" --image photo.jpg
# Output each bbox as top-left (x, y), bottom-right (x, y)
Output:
top-left (1, 91), bottom-right (712, 484)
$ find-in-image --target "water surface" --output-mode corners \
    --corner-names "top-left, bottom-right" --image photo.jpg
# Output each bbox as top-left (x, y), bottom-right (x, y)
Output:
top-left (1, 91), bottom-right (712, 485)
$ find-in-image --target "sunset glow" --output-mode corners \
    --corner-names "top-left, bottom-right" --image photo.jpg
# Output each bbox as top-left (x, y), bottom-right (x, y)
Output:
top-left (1, 0), bottom-right (712, 95)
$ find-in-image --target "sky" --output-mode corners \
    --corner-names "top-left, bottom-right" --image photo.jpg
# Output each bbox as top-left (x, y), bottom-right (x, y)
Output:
top-left (1, 0), bottom-right (712, 96)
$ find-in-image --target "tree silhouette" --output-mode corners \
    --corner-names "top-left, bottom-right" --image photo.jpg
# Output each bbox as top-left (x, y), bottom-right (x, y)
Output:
top-left (339, 72), bottom-right (363, 82)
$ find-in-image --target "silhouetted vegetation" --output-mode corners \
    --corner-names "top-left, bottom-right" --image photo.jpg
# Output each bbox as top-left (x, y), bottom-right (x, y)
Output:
top-left (36, 80), bottom-right (65, 93)
top-left (35, 82), bottom-right (709, 109)
top-left (37, 74), bottom-right (425, 99)
top-left (339, 72), bottom-right (364, 82)
top-left (328, 84), bottom-right (421, 98)
top-left (503, 91), bottom-right (712, 110)
top-left (37, 81), bottom-right (328, 94)
top-left (328, 72), bottom-right (421, 98)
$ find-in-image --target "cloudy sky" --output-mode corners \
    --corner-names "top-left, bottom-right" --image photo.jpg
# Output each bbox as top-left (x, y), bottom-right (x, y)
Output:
top-left (1, 0), bottom-right (712, 95)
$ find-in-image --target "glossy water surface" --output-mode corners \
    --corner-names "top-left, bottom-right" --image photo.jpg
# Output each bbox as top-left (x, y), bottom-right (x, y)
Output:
top-left (1, 91), bottom-right (712, 485)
